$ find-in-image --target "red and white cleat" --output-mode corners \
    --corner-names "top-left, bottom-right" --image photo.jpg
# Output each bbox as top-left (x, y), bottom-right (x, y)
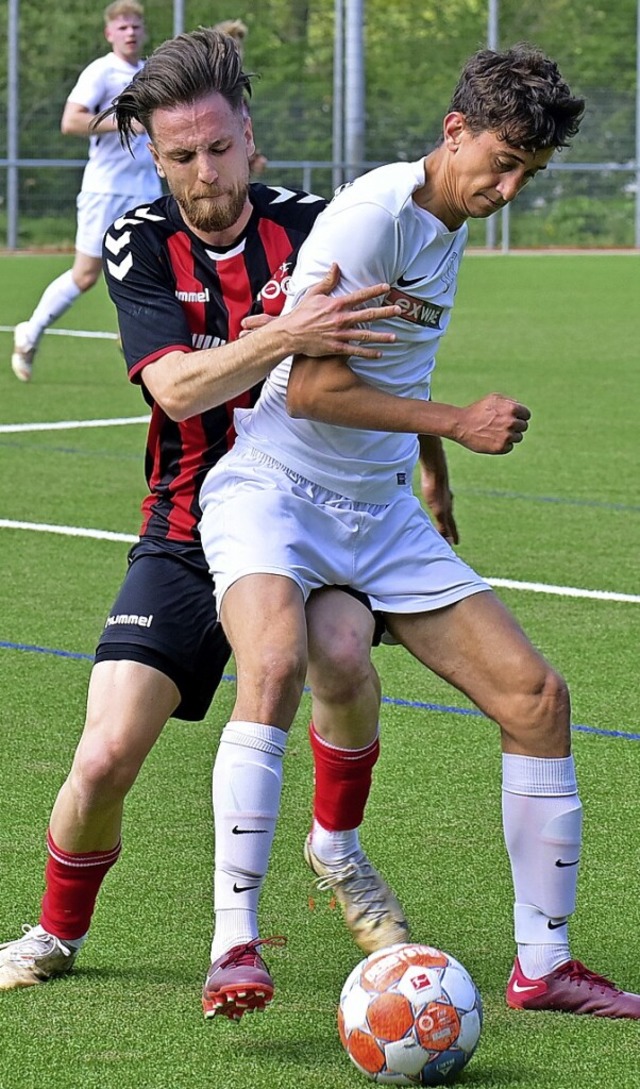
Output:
top-left (507, 956), bottom-right (640, 1018)
top-left (202, 936), bottom-right (286, 1021)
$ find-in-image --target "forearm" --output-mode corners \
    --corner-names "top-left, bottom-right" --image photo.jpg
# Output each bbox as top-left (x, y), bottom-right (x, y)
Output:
top-left (418, 433), bottom-right (450, 482)
top-left (143, 318), bottom-right (298, 421)
top-left (287, 354), bottom-right (529, 455)
top-left (287, 354), bottom-right (463, 440)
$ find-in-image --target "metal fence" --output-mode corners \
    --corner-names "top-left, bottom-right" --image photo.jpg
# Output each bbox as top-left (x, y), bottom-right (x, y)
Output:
top-left (1, 155), bottom-right (638, 252)
top-left (3, 0), bottom-right (640, 251)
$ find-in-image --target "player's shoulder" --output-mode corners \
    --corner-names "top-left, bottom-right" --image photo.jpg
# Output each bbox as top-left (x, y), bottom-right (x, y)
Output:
top-left (103, 195), bottom-right (176, 261)
top-left (74, 52), bottom-right (113, 80)
top-left (332, 160), bottom-right (426, 219)
top-left (250, 183), bottom-right (327, 231)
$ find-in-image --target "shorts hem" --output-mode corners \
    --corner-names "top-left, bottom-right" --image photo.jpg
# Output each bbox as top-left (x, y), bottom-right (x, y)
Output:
top-left (369, 582), bottom-right (491, 614)
top-left (217, 566), bottom-right (310, 611)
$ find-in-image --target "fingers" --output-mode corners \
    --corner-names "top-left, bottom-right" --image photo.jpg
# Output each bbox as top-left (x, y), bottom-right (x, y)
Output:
top-left (341, 282), bottom-right (391, 306)
top-left (306, 262), bottom-right (341, 295)
top-left (241, 314), bottom-right (273, 331)
top-left (350, 303), bottom-right (401, 324)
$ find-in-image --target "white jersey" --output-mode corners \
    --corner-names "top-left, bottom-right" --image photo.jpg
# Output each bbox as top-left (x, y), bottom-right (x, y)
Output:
top-left (67, 53), bottom-right (161, 199)
top-left (234, 159), bottom-right (468, 503)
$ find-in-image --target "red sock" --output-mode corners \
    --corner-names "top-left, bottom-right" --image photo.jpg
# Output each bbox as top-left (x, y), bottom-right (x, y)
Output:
top-left (39, 830), bottom-right (122, 940)
top-left (310, 721), bottom-right (379, 831)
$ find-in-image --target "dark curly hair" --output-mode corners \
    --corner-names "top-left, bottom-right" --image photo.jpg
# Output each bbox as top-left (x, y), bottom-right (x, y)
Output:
top-left (98, 26), bottom-right (253, 149)
top-left (448, 43), bottom-right (585, 151)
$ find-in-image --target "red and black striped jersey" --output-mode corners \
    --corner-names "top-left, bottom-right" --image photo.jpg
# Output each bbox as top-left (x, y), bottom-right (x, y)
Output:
top-left (103, 184), bottom-right (327, 544)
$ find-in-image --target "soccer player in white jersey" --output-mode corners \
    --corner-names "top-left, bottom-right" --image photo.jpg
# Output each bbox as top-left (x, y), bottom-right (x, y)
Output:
top-left (10, 1), bottom-right (161, 382)
top-left (199, 43), bottom-right (640, 1019)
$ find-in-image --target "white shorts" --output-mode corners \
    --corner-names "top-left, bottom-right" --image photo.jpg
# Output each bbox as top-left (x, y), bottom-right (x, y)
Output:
top-left (199, 443), bottom-right (490, 614)
top-left (75, 191), bottom-right (146, 258)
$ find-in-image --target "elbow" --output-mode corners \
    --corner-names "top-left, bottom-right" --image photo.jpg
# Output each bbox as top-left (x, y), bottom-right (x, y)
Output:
top-left (148, 384), bottom-right (193, 423)
top-left (160, 395), bottom-right (192, 423)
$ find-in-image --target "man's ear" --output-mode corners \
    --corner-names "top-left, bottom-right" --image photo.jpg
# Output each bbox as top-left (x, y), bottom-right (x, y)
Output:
top-left (149, 143), bottom-right (165, 178)
top-left (442, 112), bottom-right (467, 152)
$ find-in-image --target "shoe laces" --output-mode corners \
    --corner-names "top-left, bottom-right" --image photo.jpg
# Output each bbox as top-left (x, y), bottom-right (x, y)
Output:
top-left (314, 855), bottom-right (391, 922)
top-left (557, 960), bottom-right (622, 994)
top-left (0, 924), bottom-right (65, 959)
top-left (218, 935), bottom-right (287, 970)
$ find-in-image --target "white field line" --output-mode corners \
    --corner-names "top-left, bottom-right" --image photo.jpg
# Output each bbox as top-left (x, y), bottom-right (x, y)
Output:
top-left (0, 519), bottom-right (136, 543)
top-left (0, 416), bottom-right (149, 433)
top-left (0, 325), bottom-right (118, 340)
top-left (0, 517), bottom-right (638, 604)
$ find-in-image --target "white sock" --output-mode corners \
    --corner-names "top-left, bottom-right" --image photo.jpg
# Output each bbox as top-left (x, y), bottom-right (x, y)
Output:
top-left (210, 721), bottom-right (287, 962)
top-left (26, 270), bottom-right (82, 345)
top-left (310, 820), bottom-right (360, 865)
top-left (502, 753), bottom-right (582, 978)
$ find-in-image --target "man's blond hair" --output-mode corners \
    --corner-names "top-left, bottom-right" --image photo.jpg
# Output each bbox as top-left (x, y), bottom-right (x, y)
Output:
top-left (104, 0), bottom-right (144, 23)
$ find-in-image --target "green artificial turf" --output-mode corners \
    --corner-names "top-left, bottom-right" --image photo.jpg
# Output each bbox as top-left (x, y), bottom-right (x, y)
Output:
top-left (0, 254), bottom-right (638, 1089)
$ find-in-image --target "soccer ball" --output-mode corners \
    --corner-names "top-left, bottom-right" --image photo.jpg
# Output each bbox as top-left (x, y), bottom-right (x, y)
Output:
top-left (338, 943), bottom-right (482, 1085)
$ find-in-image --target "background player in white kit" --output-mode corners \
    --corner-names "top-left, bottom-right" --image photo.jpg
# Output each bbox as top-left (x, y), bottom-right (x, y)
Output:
top-left (11, 1), bottom-right (161, 382)
top-left (199, 43), bottom-right (640, 1019)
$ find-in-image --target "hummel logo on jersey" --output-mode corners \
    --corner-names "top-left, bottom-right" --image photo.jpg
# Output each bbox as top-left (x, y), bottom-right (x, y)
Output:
top-left (555, 858), bottom-right (579, 868)
top-left (105, 613), bottom-right (154, 629)
top-left (233, 882), bottom-right (259, 893)
top-left (384, 288), bottom-right (443, 328)
top-left (175, 288), bottom-right (210, 303)
top-left (191, 334), bottom-right (226, 351)
top-left (231, 825), bottom-right (268, 835)
top-left (266, 186), bottom-right (324, 205)
top-left (105, 208), bottom-right (166, 282)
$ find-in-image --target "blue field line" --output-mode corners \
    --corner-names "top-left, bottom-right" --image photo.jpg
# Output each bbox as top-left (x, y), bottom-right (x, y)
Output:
top-left (458, 486), bottom-right (640, 515)
top-left (2, 639), bottom-right (638, 743)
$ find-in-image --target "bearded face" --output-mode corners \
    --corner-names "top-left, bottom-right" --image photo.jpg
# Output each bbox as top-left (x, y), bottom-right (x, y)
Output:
top-left (174, 171), bottom-right (250, 234)
top-left (149, 92), bottom-right (255, 239)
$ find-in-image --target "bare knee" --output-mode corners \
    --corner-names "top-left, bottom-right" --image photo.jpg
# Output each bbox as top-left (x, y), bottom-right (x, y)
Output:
top-left (67, 726), bottom-right (143, 816)
top-left (72, 268), bottom-right (99, 293)
top-left (501, 665), bottom-right (571, 756)
top-left (309, 630), bottom-right (378, 705)
top-left (234, 643), bottom-right (308, 726)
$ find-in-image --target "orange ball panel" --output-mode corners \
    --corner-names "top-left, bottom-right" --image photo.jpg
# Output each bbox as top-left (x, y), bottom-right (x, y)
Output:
top-left (347, 1028), bottom-right (386, 1074)
top-left (367, 992), bottom-right (414, 1041)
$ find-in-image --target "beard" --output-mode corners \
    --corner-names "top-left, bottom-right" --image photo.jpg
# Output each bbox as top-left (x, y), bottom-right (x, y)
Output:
top-left (177, 179), bottom-right (250, 234)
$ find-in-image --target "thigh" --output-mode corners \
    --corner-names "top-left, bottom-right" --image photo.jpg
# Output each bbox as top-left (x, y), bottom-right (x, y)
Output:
top-left (80, 658), bottom-right (180, 767)
top-left (221, 573), bottom-right (309, 728)
top-left (387, 590), bottom-right (554, 720)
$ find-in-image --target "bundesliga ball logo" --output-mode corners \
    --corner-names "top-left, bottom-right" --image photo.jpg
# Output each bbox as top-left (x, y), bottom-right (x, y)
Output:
top-left (338, 943), bottom-right (482, 1085)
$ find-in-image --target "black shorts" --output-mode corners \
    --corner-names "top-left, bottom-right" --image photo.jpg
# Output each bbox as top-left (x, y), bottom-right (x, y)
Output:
top-left (94, 539), bottom-right (230, 721)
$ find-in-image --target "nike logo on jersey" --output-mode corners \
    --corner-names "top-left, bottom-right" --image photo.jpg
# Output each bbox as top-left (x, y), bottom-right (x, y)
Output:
top-left (555, 858), bottom-right (579, 867)
top-left (232, 825), bottom-right (268, 835)
top-left (397, 273), bottom-right (426, 287)
top-left (233, 882), bottom-right (259, 893)
top-left (547, 918), bottom-right (568, 930)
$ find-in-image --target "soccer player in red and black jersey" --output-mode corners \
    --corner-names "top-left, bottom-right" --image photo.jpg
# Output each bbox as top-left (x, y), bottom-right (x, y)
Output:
top-left (0, 27), bottom-right (448, 1010)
